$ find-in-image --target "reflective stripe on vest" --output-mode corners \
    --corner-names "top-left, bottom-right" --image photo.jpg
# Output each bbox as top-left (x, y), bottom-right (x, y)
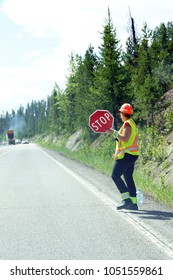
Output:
top-left (114, 119), bottom-right (139, 160)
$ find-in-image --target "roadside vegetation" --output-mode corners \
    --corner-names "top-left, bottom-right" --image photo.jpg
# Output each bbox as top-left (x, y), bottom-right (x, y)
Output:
top-left (1, 9), bottom-right (173, 207)
top-left (37, 125), bottom-right (173, 209)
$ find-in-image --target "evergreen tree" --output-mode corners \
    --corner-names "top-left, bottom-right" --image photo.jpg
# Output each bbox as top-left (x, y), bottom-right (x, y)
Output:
top-left (74, 45), bottom-right (98, 130)
top-left (64, 52), bottom-right (80, 133)
top-left (48, 86), bottom-right (59, 133)
top-left (94, 8), bottom-right (124, 128)
top-left (151, 23), bottom-right (173, 93)
top-left (132, 24), bottom-right (160, 124)
top-left (0, 113), bottom-right (8, 137)
top-left (25, 101), bottom-right (37, 137)
top-left (51, 83), bottom-right (66, 133)
top-left (37, 100), bottom-right (47, 134)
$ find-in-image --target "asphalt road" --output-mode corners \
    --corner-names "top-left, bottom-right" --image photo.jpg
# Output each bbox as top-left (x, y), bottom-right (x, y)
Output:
top-left (0, 143), bottom-right (173, 260)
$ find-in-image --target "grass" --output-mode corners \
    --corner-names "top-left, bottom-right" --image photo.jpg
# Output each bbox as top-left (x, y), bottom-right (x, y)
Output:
top-left (134, 168), bottom-right (173, 207)
top-left (38, 139), bottom-right (173, 209)
top-left (39, 141), bottom-right (113, 174)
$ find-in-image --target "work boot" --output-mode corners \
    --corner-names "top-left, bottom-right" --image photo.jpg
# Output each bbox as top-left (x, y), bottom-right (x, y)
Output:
top-left (129, 203), bottom-right (138, 210)
top-left (117, 198), bottom-right (138, 210)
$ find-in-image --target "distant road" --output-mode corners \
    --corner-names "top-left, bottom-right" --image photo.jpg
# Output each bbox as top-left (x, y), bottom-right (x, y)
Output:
top-left (0, 143), bottom-right (173, 259)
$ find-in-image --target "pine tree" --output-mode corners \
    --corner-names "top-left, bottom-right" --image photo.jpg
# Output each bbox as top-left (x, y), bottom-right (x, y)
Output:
top-left (47, 86), bottom-right (59, 133)
top-left (151, 22), bottom-right (173, 93)
top-left (37, 100), bottom-right (47, 134)
top-left (132, 24), bottom-right (160, 124)
top-left (74, 45), bottom-right (98, 129)
top-left (64, 52), bottom-right (80, 133)
top-left (25, 101), bottom-right (37, 137)
top-left (94, 8), bottom-right (124, 128)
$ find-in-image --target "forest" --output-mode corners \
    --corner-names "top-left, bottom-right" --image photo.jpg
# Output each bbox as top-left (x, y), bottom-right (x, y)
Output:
top-left (0, 9), bottom-right (173, 143)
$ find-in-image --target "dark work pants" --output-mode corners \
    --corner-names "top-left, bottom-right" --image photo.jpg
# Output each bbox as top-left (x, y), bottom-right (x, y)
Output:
top-left (111, 153), bottom-right (138, 197)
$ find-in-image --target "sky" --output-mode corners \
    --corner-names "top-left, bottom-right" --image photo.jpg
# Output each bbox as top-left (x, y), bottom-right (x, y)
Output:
top-left (0, 0), bottom-right (173, 114)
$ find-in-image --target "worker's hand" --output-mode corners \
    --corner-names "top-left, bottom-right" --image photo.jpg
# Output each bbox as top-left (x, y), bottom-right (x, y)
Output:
top-left (107, 128), bottom-right (114, 135)
top-left (113, 130), bottom-right (119, 138)
top-left (107, 128), bottom-right (118, 138)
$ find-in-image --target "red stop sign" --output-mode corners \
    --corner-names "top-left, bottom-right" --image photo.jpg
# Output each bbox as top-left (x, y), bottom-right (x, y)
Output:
top-left (89, 110), bottom-right (114, 133)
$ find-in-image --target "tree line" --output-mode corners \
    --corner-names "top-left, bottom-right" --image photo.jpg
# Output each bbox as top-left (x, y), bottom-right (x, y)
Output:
top-left (1, 9), bottom-right (173, 141)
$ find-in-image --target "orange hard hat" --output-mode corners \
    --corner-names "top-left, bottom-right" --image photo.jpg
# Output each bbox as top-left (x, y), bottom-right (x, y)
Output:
top-left (119, 103), bottom-right (133, 115)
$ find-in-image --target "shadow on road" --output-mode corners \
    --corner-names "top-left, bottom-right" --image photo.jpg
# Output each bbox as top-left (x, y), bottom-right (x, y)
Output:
top-left (127, 209), bottom-right (173, 220)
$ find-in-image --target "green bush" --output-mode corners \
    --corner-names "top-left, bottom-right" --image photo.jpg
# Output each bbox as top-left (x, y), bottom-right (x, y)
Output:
top-left (164, 110), bottom-right (173, 133)
top-left (98, 137), bottom-right (115, 159)
top-left (139, 126), bottom-right (168, 164)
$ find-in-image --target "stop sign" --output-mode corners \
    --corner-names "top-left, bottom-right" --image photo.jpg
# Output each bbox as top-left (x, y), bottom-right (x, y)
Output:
top-left (89, 110), bottom-right (114, 133)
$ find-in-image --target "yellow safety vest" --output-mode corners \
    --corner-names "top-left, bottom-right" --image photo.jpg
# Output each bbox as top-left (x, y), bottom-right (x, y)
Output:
top-left (114, 119), bottom-right (139, 160)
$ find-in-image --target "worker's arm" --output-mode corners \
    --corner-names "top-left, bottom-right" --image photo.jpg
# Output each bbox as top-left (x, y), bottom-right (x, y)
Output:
top-left (108, 126), bottom-right (131, 142)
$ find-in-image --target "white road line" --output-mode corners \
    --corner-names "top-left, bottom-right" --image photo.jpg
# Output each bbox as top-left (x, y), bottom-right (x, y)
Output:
top-left (39, 147), bottom-right (173, 258)
top-left (0, 151), bottom-right (11, 158)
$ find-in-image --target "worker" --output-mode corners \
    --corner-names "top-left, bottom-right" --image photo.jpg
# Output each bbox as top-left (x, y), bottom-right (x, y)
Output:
top-left (108, 103), bottom-right (139, 210)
